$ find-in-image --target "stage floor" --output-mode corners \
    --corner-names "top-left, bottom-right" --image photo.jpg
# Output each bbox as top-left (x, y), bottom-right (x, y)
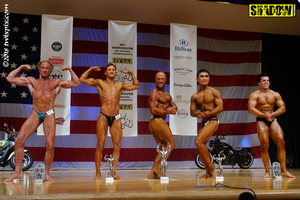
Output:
top-left (0, 168), bottom-right (299, 200)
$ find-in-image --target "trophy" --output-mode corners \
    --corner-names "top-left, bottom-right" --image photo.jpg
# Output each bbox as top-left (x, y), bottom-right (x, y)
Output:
top-left (104, 154), bottom-right (117, 182)
top-left (213, 153), bottom-right (226, 182)
top-left (34, 163), bottom-right (45, 183)
top-left (272, 162), bottom-right (282, 179)
top-left (157, 143), bottom-right (171, 183)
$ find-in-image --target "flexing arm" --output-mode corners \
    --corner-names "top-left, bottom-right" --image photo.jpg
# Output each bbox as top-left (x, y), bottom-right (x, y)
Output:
top-left (168, 98), bottom-right (178, 115)
top-left (6, 65), bottom-right (32, 86)
top-left (248, 92), bottom-right (266, 117)
top-left (122, 69), bottom-right (140, 91)
top-left (79, 66), bottom-right (101, 87)
top-left (58, 65), bottom-right (81, 88)
top-left (203, 89), bottom-right (223, 118)
top-left (190, 95), bottom-right (199, 118)
top-left (272, 92), bottom-right (286, 117)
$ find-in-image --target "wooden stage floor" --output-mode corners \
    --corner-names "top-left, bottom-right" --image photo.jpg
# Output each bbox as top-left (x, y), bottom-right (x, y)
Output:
top-left (0, 168), bottom-right (299, 200)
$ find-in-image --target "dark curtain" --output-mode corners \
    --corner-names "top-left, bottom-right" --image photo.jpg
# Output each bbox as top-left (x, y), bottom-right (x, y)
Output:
top-left (262, 33), bottom-right (300, 168)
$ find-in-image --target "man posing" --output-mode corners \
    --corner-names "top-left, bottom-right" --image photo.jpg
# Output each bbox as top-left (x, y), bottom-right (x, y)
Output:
top-left (79, 63), bottom-right (140, 180)
top-left (5, 61), bottom-right (81, 182)
top-left (248, 73), bottom-right (295, 178)
top-left (190, 69), bottom-right (223, 179)
top-left (148, 71), bottom-right (178, 179)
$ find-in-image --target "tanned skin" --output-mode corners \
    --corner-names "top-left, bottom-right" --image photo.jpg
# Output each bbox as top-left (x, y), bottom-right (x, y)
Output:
top-left (5, 61), bottom-right (81, 182)
top-left (80, 65), bottom-right (140, 180)
top-left (190, 70), bottom-right (223, 179)
top-left (148, 72), bottom-right (178, 179)
top-left (248, 75), bottom-right (295, 178)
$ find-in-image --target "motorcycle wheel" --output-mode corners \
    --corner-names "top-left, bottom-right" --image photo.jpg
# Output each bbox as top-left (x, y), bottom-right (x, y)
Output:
top-left (237, 151), bottom-right (254, 169)
top-left (194, 152), bottom-right (213, 169)
top-left (9, 151), bottom-right (34, 171)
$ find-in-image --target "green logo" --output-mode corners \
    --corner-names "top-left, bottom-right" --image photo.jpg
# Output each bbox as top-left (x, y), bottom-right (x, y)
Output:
top-left (51, 41), bottom-right (62, 52)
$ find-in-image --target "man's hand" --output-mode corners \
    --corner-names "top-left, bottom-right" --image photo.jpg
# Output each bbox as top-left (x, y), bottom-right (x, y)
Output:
top-left (61, 65), bottom-right (71, 71)
top-left (265, 112), bottom-right (273, 122)
top-left (123, 69), bottom-right (132, 75)
top-left (167, 107), bottom-right (177, 115)
top-left (21, 65), bottom-right (31, 71)
top-left (91, 66), bottom-right (101, 71)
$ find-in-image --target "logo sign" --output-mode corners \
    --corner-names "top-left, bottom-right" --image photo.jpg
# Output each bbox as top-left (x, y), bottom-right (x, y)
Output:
top-left (249, 4), bottom-right (296, 17)
top-left (175, 39), bottom-right (192, 52)
top-left (177, 109), bottom-right (189, 119)
top-left (50, 70), bottom-right (63, 80)
top-left (51, 41), bottom-right (63, 52)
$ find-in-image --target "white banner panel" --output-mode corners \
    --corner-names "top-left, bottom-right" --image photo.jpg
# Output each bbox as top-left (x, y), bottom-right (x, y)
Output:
top-left (108, 20), bottom-right (137, 137)
top-left (170, 23), bottom-right (197, 136)
top-left (38, 15), bottom-right (73, 136)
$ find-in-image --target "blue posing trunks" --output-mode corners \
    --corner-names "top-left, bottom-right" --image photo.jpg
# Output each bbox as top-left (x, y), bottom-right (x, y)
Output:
top-left (32, 108), bottom-right (54, 122)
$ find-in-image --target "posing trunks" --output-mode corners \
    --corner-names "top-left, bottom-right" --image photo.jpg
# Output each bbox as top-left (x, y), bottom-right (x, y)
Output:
top-left (256, 117), bottom-right (276, 128)
top-left (202, 118), bottom-right (219, 127)
top-left (100, 112), bottom-right (121, 127)
top-left (32, 108), bottom-right (54, 122)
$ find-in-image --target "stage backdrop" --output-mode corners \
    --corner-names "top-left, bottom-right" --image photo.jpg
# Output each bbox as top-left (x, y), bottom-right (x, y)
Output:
top-left (0, 13), bottom-right (263, 170)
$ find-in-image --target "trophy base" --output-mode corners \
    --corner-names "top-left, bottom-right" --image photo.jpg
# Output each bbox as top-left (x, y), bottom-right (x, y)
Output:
top-left (274, 176), bottom-right (282, 179)
top-left (215, 176), bottom-right (224, 182)
top-left (106, 177), bottom-right (114, 182)
top-left (160, 176), bottom-right (169, 183)
top-left (34, 180), bottom-right (44, 184)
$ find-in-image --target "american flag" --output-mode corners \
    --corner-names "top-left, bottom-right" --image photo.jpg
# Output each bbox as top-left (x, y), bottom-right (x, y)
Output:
top-left (0, 13), bottom-right (262, 169)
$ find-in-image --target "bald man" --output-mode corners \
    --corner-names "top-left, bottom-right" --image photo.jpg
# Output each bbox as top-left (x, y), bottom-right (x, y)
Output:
top-left (148, 71), bottom-right (178, 179)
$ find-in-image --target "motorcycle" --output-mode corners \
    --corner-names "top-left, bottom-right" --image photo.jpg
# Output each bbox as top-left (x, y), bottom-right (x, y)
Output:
top-left (195, 133), bottom-right (254, 169)
top-left (0, 123), bottom-right (33, 171)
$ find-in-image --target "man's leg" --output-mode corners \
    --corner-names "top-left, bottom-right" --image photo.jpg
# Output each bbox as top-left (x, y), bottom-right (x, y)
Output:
top-left (43, 113), bottom-right (56, 181)
top-left (257, 121), bottom-right (271, 178)
top-left (270, 122), bottom-right (295, 178)
top-left (195, 121), bottom-right (218, 179)
top-left (5, 112), bottom-right (40, 182)
top-left (110, 118), bottom-right (123, 180)
top-left (95, 114), bottom-right (108, 180)
top-left (148, 118), bottom-right (175, 179)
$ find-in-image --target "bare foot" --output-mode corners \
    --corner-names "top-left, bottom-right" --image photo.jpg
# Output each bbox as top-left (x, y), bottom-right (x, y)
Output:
top-left (281, 171), bottom-right (296, 178)
top-left (45, 174), bottom-right (54, 181)
top-left (4, 172), bottom-right (23, 182)
top-left (112, 174), bottom-right (122, 180)
top-left (148, 171), bottom-right (158, 179)
top-left (199, 173), bottom-right (210, 179)
top-left (95, 175), bottom-right (102, 180)
top-left (208, 164), bottom-right (216, 178)
top-left (263, 172), bottom-right (270, 178)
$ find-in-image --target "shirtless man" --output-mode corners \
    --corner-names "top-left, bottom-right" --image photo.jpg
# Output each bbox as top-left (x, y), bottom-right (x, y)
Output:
top-left (148, 71), bottom-right (178, 179)
top-left (190, 69), bottom-right (223, 179)
top-left (5, 61), bottom-right (81, 182)
top-left (79, 63), bottom-right (140, 180)
top-left (248, 73), bottom-right (295, 178)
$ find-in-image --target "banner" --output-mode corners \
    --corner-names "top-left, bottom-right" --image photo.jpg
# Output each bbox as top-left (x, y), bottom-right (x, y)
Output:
top-left (170, 23), bottom-right (197, 136)
top-left (38, 15), bottom-right (73, 136)
top-left (108, 20), bottom-right (137, 137)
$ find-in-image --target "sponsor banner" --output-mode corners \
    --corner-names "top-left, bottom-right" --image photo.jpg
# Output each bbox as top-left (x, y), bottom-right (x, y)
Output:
top-left (38, 15), bottom-right (73, 135)
top-left (170, 23), bottom-right (197, 136)
top-left (249, 4), bottom-right (296, 17)
top-left (108, 20), bottom-right (137, 137)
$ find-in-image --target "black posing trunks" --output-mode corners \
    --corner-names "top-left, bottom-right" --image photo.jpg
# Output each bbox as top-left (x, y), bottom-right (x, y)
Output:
top-left (256, 117), bottom-right (276, 128)
top-left (100, 112), bottom-right (120, 127)
top-left (202, 118), bottom-right (219, 127)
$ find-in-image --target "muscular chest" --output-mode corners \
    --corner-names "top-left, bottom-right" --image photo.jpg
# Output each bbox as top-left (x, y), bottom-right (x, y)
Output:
top-left (196, 91), bottom-right (215, 105)
top-left (257, 94), bottom-right (276, 105)
top-left (157, 91), bottom-right (171, 104)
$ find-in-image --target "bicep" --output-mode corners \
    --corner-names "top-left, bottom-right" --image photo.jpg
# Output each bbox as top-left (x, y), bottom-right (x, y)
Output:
top-left (123, 82), bottom-right (139, 91)
top-left (80, 78), bottom-right (99, 87)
